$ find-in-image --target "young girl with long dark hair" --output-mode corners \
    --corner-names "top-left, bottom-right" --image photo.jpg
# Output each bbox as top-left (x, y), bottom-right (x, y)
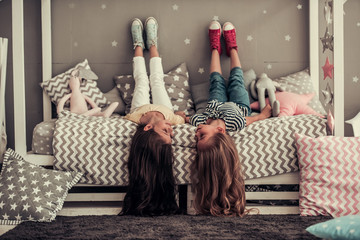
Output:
top-left (120, 17), bottom-right (186, 216)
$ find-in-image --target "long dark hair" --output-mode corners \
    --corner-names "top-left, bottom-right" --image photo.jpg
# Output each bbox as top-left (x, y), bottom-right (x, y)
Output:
top-left (120, 124), bottom-right (179, 216)
top-left (191, 132), bottom-right (248, 216)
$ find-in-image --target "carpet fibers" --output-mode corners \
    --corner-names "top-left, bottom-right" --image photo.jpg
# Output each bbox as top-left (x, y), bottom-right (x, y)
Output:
top-left (1, 214), bottom-right (331, 239)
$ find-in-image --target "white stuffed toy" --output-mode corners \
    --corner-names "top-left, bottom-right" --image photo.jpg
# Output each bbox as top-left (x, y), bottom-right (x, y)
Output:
top-left (57, 68), bottom-right (118, 117)
top-left (250, 73), bottom-right (284, 117)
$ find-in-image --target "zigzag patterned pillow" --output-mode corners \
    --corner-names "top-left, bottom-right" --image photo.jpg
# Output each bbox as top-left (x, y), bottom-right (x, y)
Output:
top-left (40, 59), bottom-right (109, 108)
top-left (295, 133), bottom-right (360, 217)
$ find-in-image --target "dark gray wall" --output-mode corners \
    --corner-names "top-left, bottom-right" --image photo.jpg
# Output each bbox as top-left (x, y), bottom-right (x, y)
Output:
top-left (1, 0), bottom-right (359, 151)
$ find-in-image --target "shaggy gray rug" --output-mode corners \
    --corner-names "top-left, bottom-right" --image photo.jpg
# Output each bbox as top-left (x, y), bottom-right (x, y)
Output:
top-left (1, 214), bottom-right (331, 239)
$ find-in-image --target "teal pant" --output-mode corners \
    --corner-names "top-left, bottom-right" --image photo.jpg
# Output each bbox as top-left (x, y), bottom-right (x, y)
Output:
top-left (208, 67), bottom-right (251, 113)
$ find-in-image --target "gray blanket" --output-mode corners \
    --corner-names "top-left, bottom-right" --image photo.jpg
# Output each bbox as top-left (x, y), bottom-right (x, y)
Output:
top-left (53, 111), bottom-right (327, 185)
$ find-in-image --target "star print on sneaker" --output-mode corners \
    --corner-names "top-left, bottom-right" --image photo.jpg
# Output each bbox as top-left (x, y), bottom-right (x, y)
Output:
top-left (131, 18), bottom-right (145, 50)
top-left (208, 20), bottom-right (222, 55)
top-left (223, 22), bottom-right (238, 57)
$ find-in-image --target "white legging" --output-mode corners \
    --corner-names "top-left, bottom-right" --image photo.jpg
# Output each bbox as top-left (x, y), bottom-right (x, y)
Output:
top-left (130, 56), bottom-right (173, 113)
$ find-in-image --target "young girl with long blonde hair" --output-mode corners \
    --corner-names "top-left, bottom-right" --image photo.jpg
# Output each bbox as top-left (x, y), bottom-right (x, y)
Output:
top-left (190, 21), bottom-right (271, 216)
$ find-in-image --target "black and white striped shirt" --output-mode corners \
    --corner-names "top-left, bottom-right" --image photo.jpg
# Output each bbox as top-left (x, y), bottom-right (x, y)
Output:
top-left (190, 100), bottom-right (248, 132)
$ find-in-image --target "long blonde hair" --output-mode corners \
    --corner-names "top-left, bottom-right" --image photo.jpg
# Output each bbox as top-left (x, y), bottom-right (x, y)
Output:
top-left (191, 132), bottom-right (247, 216)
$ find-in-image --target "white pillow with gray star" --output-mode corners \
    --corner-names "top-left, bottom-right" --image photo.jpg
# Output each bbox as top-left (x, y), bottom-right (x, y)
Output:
top-left (0, 149), bottom-right (82, 225)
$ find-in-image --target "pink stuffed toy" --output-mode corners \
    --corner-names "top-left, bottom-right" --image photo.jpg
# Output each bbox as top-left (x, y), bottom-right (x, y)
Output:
top-left (250, 91), bottom-right (324, 118)
top-left (57, 68), bottom-right (118, 117)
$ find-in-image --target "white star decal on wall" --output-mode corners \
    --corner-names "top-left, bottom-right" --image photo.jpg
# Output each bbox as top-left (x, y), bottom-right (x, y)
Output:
top-left (267, 64), bottom-right (272, 70)
top-left (184, 38), bottom-right (191, 45)
top-left (101, 4), bottom-right (106, 10)
top-left (357, 22), bottom-right (360, 27)
top-left (198, 68), bottom-right (204, 74)
top-left (111, 40), bottom-right (118, 47)
top-left (353, 76), bottom-right (359, 83)
top-left (213, 16), bottom-right (219, 21)
top-left (172, 4), bottom-right (179, 11)
top-left (297, 4), bottom-right (302, 10)
top-left (285, 35), bottom-right (291, 41)
top-left (247, 35), bottom-right (253, 41)
top-left (263, 10), bottom-right (267, 14)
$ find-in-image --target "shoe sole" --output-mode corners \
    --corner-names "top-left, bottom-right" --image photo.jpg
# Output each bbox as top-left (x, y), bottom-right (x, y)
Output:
top-left (209, 20), bottom-right (222, 34)
top-left (145, 17), bottom-right (158, 30)
top-left (222, 22), bottom-right (236, 33)
top-left (131, 18), bottom-right (144, 31)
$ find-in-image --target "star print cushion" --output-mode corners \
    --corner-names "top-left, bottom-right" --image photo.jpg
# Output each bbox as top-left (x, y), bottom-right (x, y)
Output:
top-left (40, 59), bottom-right (110, 109)
top-left (272, 69), bottom-right (326, 115)
top-left (306, 215), bottom-right (360, 240)
top-left (114, 62), bottom-right (195, 115)
top-left (0, 149), bottom-right (82, 225)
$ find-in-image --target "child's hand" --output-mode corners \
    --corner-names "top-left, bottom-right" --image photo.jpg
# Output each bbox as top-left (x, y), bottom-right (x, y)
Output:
top-left (260, 104), bottom-right (272, 119)
top-left (175, 111), bottom-right (187, 122)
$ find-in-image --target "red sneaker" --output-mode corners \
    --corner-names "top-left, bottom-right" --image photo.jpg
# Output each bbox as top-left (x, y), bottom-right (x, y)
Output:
top-left (208, 21), bottom-right (222, 55)
top-left (223, 22), bottom-right (238, 57)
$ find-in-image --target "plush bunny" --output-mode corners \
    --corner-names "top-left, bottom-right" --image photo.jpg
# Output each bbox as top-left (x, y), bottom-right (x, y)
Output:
top-left (250, 73), bottom-right (284, 117)
top-left (57, 68), bottom-right (118, 117)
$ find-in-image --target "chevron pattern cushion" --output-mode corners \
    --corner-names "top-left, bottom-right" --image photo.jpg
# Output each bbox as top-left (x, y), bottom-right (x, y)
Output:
top-left (295, 133), bottom-right (360, 217)
top-left (53, 112), bottom-right (326, 185)
top-left (40, 59), bottom-right (109, 109)
top-left (0, 149), bottom-right (82, 225)
top-left (114, 62), bottom-right (195, 116)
